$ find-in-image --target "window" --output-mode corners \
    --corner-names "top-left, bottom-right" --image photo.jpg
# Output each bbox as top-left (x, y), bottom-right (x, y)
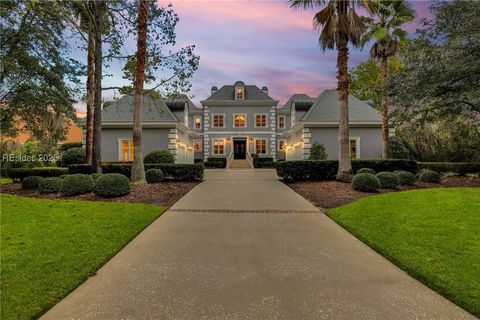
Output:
top-left (233, 114), bottom-right (246, 127)
top-left (120, 139), bottom-right (134, 161)
top-left (194, 116), bottom-right (202, 129)
top-left (350, 138), bottom-right (360, 159)
top-left (255, 114), bottom-right (267, 127)
top-left (212, 114), bottom-right (225, 128)
top-left (236, 88), bottom-right (244, 100)
top-left (213, 139), bottom-right (225, 155)
top-left (194, 140), bottom-right (202, 151)
top-left (278, 140), bottom-right (286, 151)
top-left (278, 116), bottom-right (285, 129)
top-left (255, 139), bottom-right (267, 154)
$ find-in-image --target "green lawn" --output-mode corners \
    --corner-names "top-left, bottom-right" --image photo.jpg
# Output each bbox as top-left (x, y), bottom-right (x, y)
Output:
top-left (328, 188), bottom-right (480, 317)
top-left (1, 178), bottom-right (13, 185)
top-left (0, 194), bottom-right (164, 320)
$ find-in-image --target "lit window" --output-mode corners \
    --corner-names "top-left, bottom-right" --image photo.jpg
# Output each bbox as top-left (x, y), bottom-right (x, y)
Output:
top-left (194, 140), bottom-right (202, 151)
top-left (234, 114), bottom-right (246, 127)
top-left (255, 139), bottom-right (267, 154)
top-left (255, 114), bottom-right (267, 127)
top-left (194, 116), bottom-right (202, 129)
top-left (350, 138), bottom-right (359, 159)
top-left (213, 139), bottom-right (225, 155)
top-left (278, 116), bottom-right (285, 129)
top-left (278, 140), bottom-right (286, 151)
top-left (236, 88), bottom-right (244, 100)
top-left (120, 139), bottom-right (134, 161)
top-left (212, 114), bottom-right (225, 127)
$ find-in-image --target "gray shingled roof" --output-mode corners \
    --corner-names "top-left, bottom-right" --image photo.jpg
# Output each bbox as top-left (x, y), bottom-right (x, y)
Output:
top-left (203, 84), bottom-right (275, 102)
top-left (300, 90), bottom-right (381, 123)
top-left (277, 93), bottom-right (315, 114)
top-left (102, 95), bottom-right (178, 123)
top-left (165, 94), bottom-right (203, 114)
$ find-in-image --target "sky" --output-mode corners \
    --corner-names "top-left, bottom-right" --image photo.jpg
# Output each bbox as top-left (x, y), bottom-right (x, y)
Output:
top-left (74, 0), bottom-right (433, 114)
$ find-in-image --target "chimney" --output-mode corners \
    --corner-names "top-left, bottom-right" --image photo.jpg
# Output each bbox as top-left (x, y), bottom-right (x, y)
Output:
top-left (261, 86), bottom-right (268, 95)
top-left (211, 86), bottom-right (218, 95)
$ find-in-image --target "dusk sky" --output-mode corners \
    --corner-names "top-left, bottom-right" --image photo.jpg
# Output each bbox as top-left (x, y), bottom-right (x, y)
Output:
top-left (75, 0), bottom-right (433, 113)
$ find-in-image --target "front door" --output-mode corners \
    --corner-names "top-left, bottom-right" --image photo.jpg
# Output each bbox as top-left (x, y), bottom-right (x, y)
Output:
top-left (233, 139), bottom-right (246, 159)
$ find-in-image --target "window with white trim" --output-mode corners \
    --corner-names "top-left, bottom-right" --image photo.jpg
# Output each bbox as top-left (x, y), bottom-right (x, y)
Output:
top-left (119, 139), bottom-right (134, 161)
top-left (255, 114), bottom-right (267, 127)
top-left (278, 116), bottom-right (285, 129)
top-left (212, 114), bottom-right (225, 128)
top-left (255, 139), bottom-right (267, 154)
top-left (194, 140), bottom-right (202, 151)
top-left (213, 139), bottom-right (225, 155)
top-left (278, 140), bottom-right (286, 151)
top-left (194, 116), bottom-right (202, 129)
top-left (350, 138), bottom-right (359, 159)
top-left (235, 88), bottom-right (244, 100)
top-left (233, 114), bottom-right (246, 128)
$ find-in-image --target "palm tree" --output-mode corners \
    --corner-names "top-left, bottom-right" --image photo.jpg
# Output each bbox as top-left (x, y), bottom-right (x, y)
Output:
top-left (130, 0), bottom-right (149, 184)
top-left (362, 0), bottom-right (414, 159)
top-left (289, 0), bottom-right (374, 181)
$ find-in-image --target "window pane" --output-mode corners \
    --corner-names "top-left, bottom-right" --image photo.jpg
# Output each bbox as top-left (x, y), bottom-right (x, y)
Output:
top-left (234, 114), bottom-right (245, 127)
top-left (350, 139), bottom-right (357, 158)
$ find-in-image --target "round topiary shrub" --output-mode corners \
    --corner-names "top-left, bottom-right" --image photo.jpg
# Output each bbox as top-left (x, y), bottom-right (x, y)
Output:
top-left (39, 177), bottom-right (63, 193)
top-left (375, 171), bottom-right (400, 189)
top-left (352, 173), bottom-right (381, 192)
top-left (357, 167), bottom-right (375, 175)
top-left (395, 170), bottom-right (416, 185)
top-left (419, 170), bottom-right (440, 183)
top-left (93, 173), bottom-right (131, 197)
top-left (60, 147), bottom-right (86, 167)
top-left (145, 168), bottom-right (164, 183)
top-left (59, 174), bottom-right (70, 179)
top-left (60, 174), bottom-right (94, 196)
top-left (22, 176), bottom-right (43, 190)
top-left (144, 150), bottom-right (174, 164)
top-left (90, 173), bottom-right (102, 181)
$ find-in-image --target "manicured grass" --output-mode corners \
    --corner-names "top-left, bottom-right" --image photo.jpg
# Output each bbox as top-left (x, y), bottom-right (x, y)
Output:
top-left (0, 194), bottom-right (164, 320)
top-left (1, 178), bottom-right (13, 185)
top-left (328, 188), bottom-right (480, 317)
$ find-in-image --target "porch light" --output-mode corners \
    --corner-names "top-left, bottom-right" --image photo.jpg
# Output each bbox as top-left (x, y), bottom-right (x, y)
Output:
top-left (226, 137), bottom-right (231, 143)
top-left (249, 137), bottom-right (253, 142)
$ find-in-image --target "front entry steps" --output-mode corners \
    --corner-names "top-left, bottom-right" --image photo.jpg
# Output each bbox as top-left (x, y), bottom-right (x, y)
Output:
top-left (229, 159), bottom-right (251, 169)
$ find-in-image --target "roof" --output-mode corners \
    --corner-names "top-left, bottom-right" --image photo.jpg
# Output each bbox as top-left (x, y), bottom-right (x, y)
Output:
top-left (202, 83), bottom-right (276, 103)
top-left (277, 93), bottom-right (315, 114)
top-left (300, 90), bottom-right (381, 123)
top-left (164, 94), bottom-right (203, 114)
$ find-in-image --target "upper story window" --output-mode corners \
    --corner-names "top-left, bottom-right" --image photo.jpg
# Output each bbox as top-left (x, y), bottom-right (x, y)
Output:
top-left (233, 114), bottom-right (246, 128)
top-left (212, 114), bottom-right (225, 128)
top-left (278, 116), bottom-right (285, 129)
top-left (194, 116), bottom-right (202, 129)
top-left (255, 114), bottom-right (267, 127)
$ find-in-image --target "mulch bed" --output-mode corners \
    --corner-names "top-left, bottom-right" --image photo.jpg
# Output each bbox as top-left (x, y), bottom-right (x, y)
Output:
top-left (0, 181), bottom-right (200, 208)
top-left (288, 176), bottom-right (480, 210)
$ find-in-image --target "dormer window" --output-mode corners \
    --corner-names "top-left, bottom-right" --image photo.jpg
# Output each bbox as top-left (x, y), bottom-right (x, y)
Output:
top-left (236, 88), bottom-right (244, 100)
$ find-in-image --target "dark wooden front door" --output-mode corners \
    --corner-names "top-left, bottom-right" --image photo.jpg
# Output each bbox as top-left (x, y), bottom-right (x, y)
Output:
top-left (233, 140), bottom-right (246, 159)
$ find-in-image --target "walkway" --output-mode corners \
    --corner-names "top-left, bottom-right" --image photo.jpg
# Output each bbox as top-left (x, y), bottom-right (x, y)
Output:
top-left (42, 169), bottom-right (475, 319)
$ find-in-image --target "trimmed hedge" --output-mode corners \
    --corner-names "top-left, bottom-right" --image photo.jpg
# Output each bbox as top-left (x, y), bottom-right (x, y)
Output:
top-left (145, 168), bottom-right (164, 183)
top-left (144, 150), bottom-right (174, 164)
top-left (419, 170), bottom-right (441, 183)
top-left (94, 173), bottom-right (131, 197)
top-left (10, 167), bottom-right (69, 180)
top-left (253, 156), bottom-right (275, 168)
top-left (90, 173), bottom-right (102, 181)
top-left (352, 173), bottom-right (381, 192)
top-left (39, 177), bottom-right (63, 193)
top-left (417, 162), bottom-right (480, 175)
top-left (356, 168), bottom-right (375, 175)
top-left (206, 157), bottom-right (227, 168)
top-left (22, 176), bottom-right (43, 190)
top-left (60, 174), bottom-right (94, 196)
top-left (395, 171), bottom-right (416, 185)
top-left (59, 142), bottom-right (83, 152)
top-left (59, 147), bottom-right (86, 167)
top-left (68, 164), bottom-right (94, 174)
top-left (375, 171), bottom-right (400, 189)
top-left (352, 159), bottom-right (418, 174)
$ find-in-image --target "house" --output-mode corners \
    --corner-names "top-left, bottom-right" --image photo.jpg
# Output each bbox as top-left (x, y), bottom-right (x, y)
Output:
top-left (92, 82), bottom-right (382, 166)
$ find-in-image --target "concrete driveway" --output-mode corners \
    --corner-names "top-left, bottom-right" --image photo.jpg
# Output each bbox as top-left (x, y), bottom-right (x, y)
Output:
top-left (42, 169), bottom-right (475, 319)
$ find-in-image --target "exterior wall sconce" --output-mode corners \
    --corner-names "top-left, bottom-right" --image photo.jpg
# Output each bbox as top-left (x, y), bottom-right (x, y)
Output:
top-left (176, 138), bottom-right (181, 143)
top-left (249, 137), bottom-right (253, 143)
top-left (226, 137), bottom-right (231, 143)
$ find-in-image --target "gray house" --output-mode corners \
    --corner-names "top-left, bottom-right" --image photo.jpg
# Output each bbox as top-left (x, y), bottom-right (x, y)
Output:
top-left (90, 82), bottom-right (382, 167)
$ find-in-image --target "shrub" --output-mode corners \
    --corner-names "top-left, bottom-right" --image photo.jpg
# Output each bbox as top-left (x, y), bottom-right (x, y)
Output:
top-left (308, 143), bottom-right (327, 160)
top-left (149, 163), bottom-right (204, 181)
top-left (419, 170), bottom-right (441, 183)
top-left (206, 157), bottom-right (226, 168)
top-left (39, 177), bottom-right (63, 193)
top-left (59, 142), bottom-right (83, 152)
top-left (144, 150), bottom-right (174, 164)
top-left (275, 160), bottom-right (338, 181)
top-left (68, 164), bottom-right (93, 174)
top-left (352, 173), bottom-right (381, 192)
top-left (395, 171), bottom-right (416, 185)
top-left (375, 171), bottom-right (400, 189)
top-left (252, 156), bottom-right (275, 168)
top-left (59, 147), bottom-right (86, 167)
top-left (389, 136), bottom-right (410, 160)
top-left (93, 173), bottom-right (131, 197)
top-left (10, 167), bottom-right (68, 180)
top-left (102, 164), bottom-right (132, 177)
top-left (60, 174), bottom-right (94, 196)
top-left (90, 173), bottom-right (102, 181)
top-left (59, 174), bottom-right (70, 179)
top-left (352, 159), bottom-right (418, 174)
top-left (145, 169), bottom-right (164, 183)
top-left (417, 162), bottom-right (480, 175)
top-left (357, 168), bottom-right (375, 175)
top-left (22, 176), bottom-right (43, 190)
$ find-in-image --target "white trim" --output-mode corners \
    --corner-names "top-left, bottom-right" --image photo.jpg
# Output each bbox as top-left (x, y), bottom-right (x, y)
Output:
top-left (254, 138), bottom-right (268, 155)
top-left (350, 136), bottom-right (361, 159)
top-left (254, 113), bottom-right (268, 128)
top-left (211, 113), bottom-right (226, 128)
top-left (211, 138), bottom-right (226, 155)
top-left (277, 115), bottom-right (286, 129)
top-left (232, 113), bottom-right (247, 128)
top-left (117, 138), bottom-right (133, 161)
top-left (194, 116), bottom-right (202, 129)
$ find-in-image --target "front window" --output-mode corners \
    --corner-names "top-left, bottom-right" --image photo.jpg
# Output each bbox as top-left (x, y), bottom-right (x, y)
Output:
top-left (194, 140), bottom-right (202, 151)
top-left (278, 116), bottom-right (285, 129)
top-left (350, 138), bottom-right (359, 159)
top-left (212, 114), bottom-right (225, 128)
top-left (255, 139), bottom-right (267, 154)
top-left (194, 116), bottom-right (202, 129)
top-left (278, 140), bottom-right (286, 151)
top-left (120, 139), bottom-right (134, 161)
top-left (255, 114), bottom-right (267, 127)
top-left (213, 139), bottom-right (225, 155)
top-left (234, 114), bottom-right (246, 127)
top-left (236, 88), bottom-right (244, 100)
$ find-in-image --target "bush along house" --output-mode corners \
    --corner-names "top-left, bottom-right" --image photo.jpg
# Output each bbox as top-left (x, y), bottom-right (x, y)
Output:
top-left (86, 82), bottom-right (382, 168)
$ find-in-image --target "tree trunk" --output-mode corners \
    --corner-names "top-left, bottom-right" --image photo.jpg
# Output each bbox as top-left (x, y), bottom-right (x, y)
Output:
top-left (336, 42), bottom-right (352, 182)
top-left (380, 55), bottom-right (390, 159)
top-left (85, 29), bottom-right (95, 164)
top-left (131, 0), bottom-right (149, 184)
top-left (91, 1), bottom-right (104, 173)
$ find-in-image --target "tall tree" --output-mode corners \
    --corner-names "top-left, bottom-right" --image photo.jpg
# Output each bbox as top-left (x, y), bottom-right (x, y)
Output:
top-left (289, 0), bottom-right (374, 181)
top-left (362, 0), bottom-right (414, 159)
top-left (131, 0), bottom-right (149, 184)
